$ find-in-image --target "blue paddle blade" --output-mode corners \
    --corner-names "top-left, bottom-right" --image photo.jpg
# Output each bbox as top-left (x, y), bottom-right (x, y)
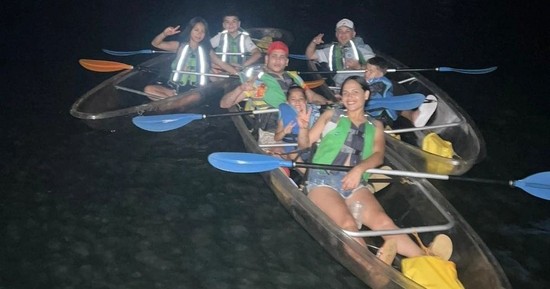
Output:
top-left (366, 93), bottom-right (425, 111)
top-left (438, 66), bottom-right (498, 74)
top-left (132, 114), bottom-right (203, 132)
top-left (102, 49), bottom-right (153, 56)
top-left (513, 172), bottom-right (550, 200)
top-left (208, 152), bottom-right (292, 173)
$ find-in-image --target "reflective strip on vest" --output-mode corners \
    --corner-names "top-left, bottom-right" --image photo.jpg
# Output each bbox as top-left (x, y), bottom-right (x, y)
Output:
top-left (220, 30), bottom-right (248, 63)
top-left (328, 40), bottom-right (360, 71)
top-left (172, 44), bottom-right (207, 86)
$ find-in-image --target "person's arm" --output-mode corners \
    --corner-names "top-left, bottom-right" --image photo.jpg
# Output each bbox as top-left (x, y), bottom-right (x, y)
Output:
top-left (220, 82), bottom-right (251, 108)
top-left (210, 33), bottom-right (220, 48)
top-left (273, 119), bottom-right (286, 142)
top-left (305, 33), bottom-right (324, 60)
top-left (209, 50), bottom-right (239, 75)
top-left (243, 47), bottom-right (262, 67)
top-left (297, 109), bottom-right (331, 149)
top-left (358, 119), bottom-right (385, 169)
top-left (345, 43), bottom-right (376, 70)
top-left (343, 58), bottom-right (363, 70)
top-left (305, 89), bottom-right (332, 105)
top-left (241, 36), bottom-right (262, 67)
top-left (151, 26), bottom-right (181, 51)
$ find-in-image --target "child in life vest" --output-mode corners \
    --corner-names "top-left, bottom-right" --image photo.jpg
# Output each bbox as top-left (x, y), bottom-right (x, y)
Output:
top-left (365, 56), bottom-right (437, 128)
top-left (272, 85), bottom-right (319, 160)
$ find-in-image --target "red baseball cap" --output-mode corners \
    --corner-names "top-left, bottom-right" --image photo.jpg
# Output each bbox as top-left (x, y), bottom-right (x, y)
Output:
top-left (267, 41), bottom-right (289, 55)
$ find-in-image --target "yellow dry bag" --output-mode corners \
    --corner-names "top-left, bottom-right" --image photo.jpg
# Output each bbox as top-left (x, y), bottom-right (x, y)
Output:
top-left (402, 256), bottom-right (465, 289)
top-left (422, 132), bottom-right (455, 174)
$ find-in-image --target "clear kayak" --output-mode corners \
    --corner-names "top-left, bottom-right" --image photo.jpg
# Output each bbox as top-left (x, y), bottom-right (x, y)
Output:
top-left (70, 53), bottom-right (241, 131)
top-left (306, 51), bottom-right (486, 175)
top-left (227, 106), bottom-right (511, 289)
top-left (70, 27), bottom-right (296, 131)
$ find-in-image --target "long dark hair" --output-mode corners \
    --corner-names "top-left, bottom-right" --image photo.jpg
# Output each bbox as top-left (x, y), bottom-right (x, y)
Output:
top-left (179, 16), bottom-right (213, 51)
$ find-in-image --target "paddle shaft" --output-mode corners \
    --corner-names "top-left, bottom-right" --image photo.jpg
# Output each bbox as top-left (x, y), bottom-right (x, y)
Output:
top-left (172, 70), bottom-right (238, 78)
top-left (208, 152), bottom-right (550, 200)
top-left (289, 161), bottom-right (513, 186)
top-left (203, 108), bottom-right (278, 119)
top-left (384, 122), bottom-right (461, 134)
top-left (295, 66), bottom-right (497, 75)
top-left (298, 69), bottom-right (444, 74)
top-left (288, 162), bottom-right (511, 187)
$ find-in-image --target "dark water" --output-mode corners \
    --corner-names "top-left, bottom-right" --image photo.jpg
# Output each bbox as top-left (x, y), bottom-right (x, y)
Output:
top-left (2, 1), bottom-right (549, 288)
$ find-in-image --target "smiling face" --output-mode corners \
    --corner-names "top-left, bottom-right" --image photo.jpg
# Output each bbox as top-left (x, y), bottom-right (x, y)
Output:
top-left (287, 88), bottom-right (307, 112)
top-left (265, 50), bottom-right (289, 74)
top-left (222, 16), bottom-right (240, 34)
top-left (335, 26), bottom-right (356, 45)
top-left (341, 78), bottom-right (369, 111)
top-left (189, 22), bottom-right (206, 45)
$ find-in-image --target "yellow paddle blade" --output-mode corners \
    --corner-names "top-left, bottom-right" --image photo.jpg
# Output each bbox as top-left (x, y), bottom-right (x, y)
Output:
top-left (79, 59), bottom-right (134, 72)
top-left (304, 79), bottom-right (325, 89)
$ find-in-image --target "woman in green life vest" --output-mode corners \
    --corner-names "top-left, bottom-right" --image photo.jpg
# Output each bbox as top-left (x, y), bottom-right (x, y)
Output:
top-left (296, 75), bottom-right (425, 261)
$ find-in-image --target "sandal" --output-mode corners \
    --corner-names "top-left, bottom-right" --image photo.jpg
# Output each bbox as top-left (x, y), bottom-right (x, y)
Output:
top-left (413, 232), bottom-right (453, 261)
top-left (376, 239), bottom-right (397, 265)
top-left (428, 234), bottom-right (453, 261)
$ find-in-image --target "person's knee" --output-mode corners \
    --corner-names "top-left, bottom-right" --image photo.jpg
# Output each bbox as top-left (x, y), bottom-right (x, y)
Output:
top-left (144, 85), bottom-right (154, 94)
top-left (339, 215), bottom-right (359, 231)
top-left (369, 213), bottom-right (396, 230)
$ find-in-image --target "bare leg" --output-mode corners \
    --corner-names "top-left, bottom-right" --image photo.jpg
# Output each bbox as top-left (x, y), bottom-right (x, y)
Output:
top-left (308, 187), bottom-right (365, 245)
top-left (399, 109), bottom-right (419, 123)
top-left (144, 84), bottom-right (176, 100)
top-left (347, 188), bottom-right (424, 257)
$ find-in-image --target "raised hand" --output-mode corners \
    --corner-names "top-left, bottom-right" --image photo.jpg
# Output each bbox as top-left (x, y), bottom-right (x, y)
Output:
top-left (297, 107), bottom-right (311, 129)
top-left (344, 58), bottom-right (361, 70)
top-left (283, 120), bottom-right (297, 134)
top-left (163, 25), bottom-right (181, 36)
top-left (311, 33), bottom-right (325, 45)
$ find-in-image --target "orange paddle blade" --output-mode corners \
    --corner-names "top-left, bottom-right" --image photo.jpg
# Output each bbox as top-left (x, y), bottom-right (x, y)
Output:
top-left (79, 59), bottom-right (134, 72)
top-left (304, 79), bottom-right (325, 89)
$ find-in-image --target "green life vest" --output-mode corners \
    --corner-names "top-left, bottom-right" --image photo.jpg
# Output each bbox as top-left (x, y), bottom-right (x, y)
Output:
top-left (312, 111), bottom-right (375, 181)
top-left (170, 44), bottom-right (208, 86)
top-left (258, 71), bottom-right (307, 108)
top-left (215, 30), bottom-right (248, 65)
top-left (330, 39), bottom-right (366, 71)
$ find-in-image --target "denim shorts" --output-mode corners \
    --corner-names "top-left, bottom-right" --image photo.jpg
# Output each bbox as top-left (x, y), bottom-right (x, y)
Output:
top-left (306, 169), bottom-right (373, 199)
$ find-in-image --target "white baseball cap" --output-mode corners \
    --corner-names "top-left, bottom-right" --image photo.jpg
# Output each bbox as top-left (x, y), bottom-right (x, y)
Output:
top-left (336, 18), bottom-right (354, 29)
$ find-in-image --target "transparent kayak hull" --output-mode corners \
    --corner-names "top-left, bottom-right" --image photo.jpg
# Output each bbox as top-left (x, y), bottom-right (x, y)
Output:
top-left (229, 107), bottom-right (510, 289)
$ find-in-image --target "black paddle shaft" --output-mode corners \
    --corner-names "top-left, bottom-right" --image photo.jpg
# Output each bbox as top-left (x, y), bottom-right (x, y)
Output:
top-left (448, 176), bottom-right (511, 187)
